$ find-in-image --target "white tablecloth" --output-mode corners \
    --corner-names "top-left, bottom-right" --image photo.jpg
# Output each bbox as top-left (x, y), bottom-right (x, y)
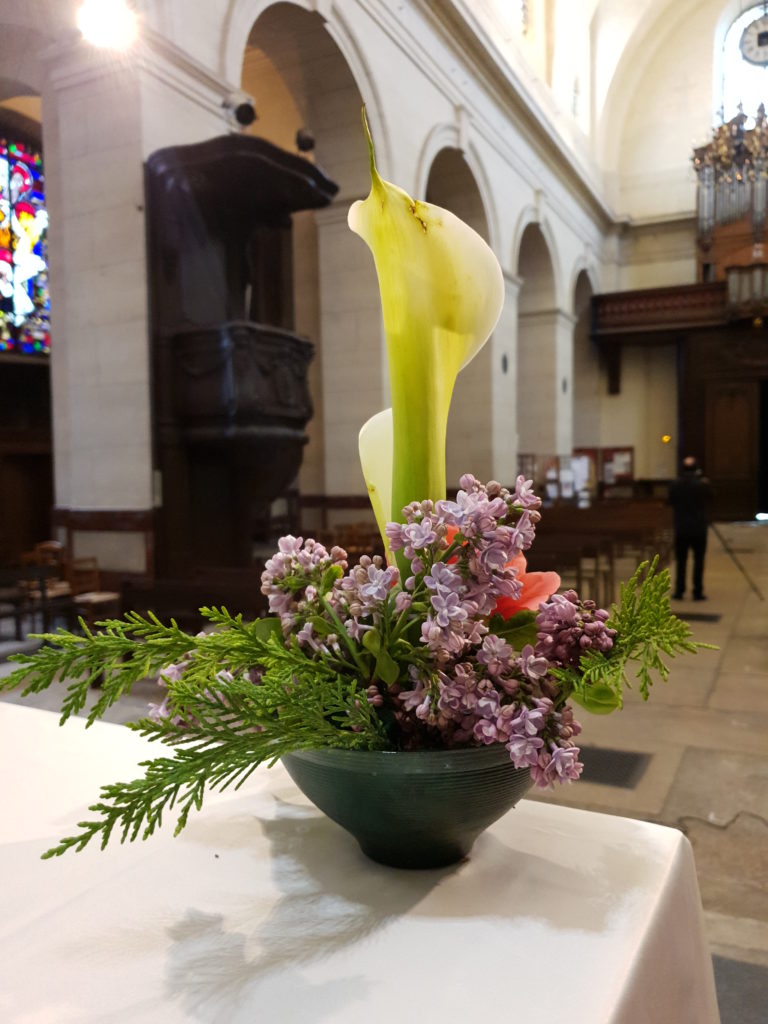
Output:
top-left (0, 702), bottom-right (719, 1023)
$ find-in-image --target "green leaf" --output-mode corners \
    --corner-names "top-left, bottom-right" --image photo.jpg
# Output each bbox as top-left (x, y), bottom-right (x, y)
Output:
top-left (375, 647), bottom-right (400, 686)
top-left (250, 617), bottom-right (283, 642)
top-left (362, 628), bottom-right (382, 655)
top-left (309, 616), bottom-right (334, 637)
top-left (320, 564), bottom-right (343, 595)
top-left (489, 610), bottom-right (538, 651)
top-left (570, 682), bottom-right (622, 715)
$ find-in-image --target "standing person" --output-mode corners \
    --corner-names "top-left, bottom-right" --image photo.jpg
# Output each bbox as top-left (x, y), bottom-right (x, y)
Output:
top-left (668, 456), bottom-right (713, 600)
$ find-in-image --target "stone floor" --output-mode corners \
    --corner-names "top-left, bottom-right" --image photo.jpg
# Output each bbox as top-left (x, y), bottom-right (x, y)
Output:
top-left (2, 521), bottom-right (767, 1015)
top-left (531, 520), bottom-right (768, 984)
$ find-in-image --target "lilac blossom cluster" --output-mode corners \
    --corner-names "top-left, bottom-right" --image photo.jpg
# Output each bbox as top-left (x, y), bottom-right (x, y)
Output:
top-left (536, 591), bottom-right (617, 667)
top-left (385, 474), bottom-right (540, 662)
top-left (253, 475), bottom-right (620, 787)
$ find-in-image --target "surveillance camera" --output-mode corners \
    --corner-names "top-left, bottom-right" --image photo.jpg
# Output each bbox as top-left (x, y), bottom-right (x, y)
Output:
top-left (223, 93), bottom-right (257, 129)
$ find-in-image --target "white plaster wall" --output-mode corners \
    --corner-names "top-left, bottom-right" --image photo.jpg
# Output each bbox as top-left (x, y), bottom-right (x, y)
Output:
top-left (607, 0), bottom-right (725, 221)
top-left (43, 34), bottom-right (232, 517)
top-left (72, 529), bottom-right (147, 573)
top-left (44, 54), bottom-right (150, 511)
top-left (599, 345), bottom-right (677, 478)
top-left (617, 218), bottom-right (698, 290)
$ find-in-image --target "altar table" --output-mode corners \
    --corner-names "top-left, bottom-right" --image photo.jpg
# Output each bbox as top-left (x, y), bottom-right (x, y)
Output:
top-left (0, 702), bottom-right (720, 1023)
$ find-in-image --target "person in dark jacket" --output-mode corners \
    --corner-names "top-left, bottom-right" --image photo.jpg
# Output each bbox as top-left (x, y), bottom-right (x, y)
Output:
top-left (667, 456), bottom-right (713, 600)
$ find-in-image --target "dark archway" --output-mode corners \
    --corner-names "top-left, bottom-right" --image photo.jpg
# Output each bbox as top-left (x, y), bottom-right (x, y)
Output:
top-left (241, 3), bottom-right (378, 510)
top-left (516, 223), bottom-right (557, 457)
top-left (425, 147), bottom-right (494, 488)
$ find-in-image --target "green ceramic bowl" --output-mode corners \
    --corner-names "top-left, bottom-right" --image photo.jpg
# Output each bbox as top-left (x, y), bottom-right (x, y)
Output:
top-left (281, 745), bottom-right (532, 869)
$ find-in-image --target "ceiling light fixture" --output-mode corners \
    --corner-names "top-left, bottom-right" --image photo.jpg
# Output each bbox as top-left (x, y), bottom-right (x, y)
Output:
top-left (76, 0), bottom-right (138, 50)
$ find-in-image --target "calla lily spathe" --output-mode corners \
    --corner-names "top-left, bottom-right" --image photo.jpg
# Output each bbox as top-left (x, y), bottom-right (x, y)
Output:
top-left (350, 110), bottom-right (504, 561)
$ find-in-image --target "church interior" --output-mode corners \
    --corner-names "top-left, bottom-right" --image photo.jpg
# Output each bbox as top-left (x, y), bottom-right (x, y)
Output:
top-left (0, 1), bottom-right (767, 1019)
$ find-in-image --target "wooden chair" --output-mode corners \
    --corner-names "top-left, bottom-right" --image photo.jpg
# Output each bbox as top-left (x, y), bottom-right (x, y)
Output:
top-left (16, 542), bottom-right (74, 630)
top-left (67, 557), bottom-right (120, 629)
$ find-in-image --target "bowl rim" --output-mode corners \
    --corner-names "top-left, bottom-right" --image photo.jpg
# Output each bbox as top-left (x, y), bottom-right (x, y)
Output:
top-left (282, 744), bottom-right (528, 774)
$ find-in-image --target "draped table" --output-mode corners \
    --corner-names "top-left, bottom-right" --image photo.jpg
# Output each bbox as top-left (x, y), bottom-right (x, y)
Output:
top-left (0, 702), bottom-right (719, 1023)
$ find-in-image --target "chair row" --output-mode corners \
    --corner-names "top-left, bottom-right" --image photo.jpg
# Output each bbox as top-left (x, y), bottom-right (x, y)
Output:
top-left (0, 541), bottom-right (120, 638)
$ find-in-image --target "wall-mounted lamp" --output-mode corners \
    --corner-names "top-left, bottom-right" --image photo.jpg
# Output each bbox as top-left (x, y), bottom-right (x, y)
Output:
top-left (222, 93), bottom-right (257, 129)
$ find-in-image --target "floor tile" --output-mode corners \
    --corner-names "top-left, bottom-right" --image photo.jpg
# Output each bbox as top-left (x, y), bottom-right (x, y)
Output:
top-left (661, 748), bottom-right (768, 826)
top-left (708, 671), bottom-right (768, 713)
top-left (681, 813), bottom-right (768, 922)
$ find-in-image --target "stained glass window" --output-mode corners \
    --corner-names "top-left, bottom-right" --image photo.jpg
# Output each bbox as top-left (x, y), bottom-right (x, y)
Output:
top-left (0, 139), bottom-right (49, 355)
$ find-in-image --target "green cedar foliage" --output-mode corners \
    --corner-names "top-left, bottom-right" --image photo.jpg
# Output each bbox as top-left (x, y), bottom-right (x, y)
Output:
top-left (558, 559), bottom-right (715, 714)
top-left (1, 609), bottom-right (386, 857)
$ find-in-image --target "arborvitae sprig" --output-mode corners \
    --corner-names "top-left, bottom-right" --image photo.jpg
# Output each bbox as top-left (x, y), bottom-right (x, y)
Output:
top-left (558, 558), bottom-right (713, 710)
top-left (605, 557), bottom-right (705, 698)
top-left (39, 638), bottom-right (388, 858)
top-left (0, 609), bottom-right (282, 727)
top-left (0, 612), bottom-right (199, 725)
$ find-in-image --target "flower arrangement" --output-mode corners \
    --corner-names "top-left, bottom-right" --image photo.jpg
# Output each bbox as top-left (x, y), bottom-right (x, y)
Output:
top-left (2, 113), bottom-right (706, 858)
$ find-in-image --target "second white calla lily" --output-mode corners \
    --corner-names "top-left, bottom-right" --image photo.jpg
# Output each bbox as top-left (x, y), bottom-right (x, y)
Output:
top-left (350, 110), bottom-right (504, 564)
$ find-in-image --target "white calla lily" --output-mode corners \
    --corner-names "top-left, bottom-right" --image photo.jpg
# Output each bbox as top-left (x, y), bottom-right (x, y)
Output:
top-left (350, 110), bottom-right (504, 566)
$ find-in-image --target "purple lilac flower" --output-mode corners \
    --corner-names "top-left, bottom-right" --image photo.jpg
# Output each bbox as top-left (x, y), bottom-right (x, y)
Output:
top-left (535, 592), bottom-right (616, 668)
top-left (506, 732), bottom-right (544, 767)
top-left (530, 744), bottom-right (583, 786)
top-left (430, 590), bottom-right (469, 628)
top-left (257, 478), bottom-right (590, 789)
top-left (510, 475), bottom-right (542, 510)
top-left (399, 681), bottom-right (428, 712)
top-left (509, 704), bottom-right (548, 737)
top-left (261, 535), bottom-right (347, 630)
top-left (424, 561), bottom-right (462, 592)
top-left (360, 563), bottom-right (398, 602)
top-left (477, 634), bottom-right (514, 677)
top-left (474, 719), bottom-right (498, 744)
top-left (517, 644), bottom-right (549, 681)
top-left (385, 521), bottom-right (406, 551)
top-left (508, 510), bottom-right (537, 551)
top-left (476, 688), bottom-right (501, 719)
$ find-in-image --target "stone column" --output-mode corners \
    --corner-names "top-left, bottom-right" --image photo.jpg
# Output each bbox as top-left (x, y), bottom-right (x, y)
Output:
top-left (517, 307), bottom-right (575, 457)
top-left (490, 272), bottom-right (521, 485)
top-left (315, 200), bottom-right (385, 499)
top-left (41, 32), bottom-right (233, 575)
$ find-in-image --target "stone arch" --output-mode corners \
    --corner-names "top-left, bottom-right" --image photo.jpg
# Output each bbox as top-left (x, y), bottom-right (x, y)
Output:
top-left (516, 221), bottom-right (556, 313)
top-left (511, 205), bottom-right (563, 310)
top-left (414, 122), bottom-right (460, 198)
top-left (0, 25), bottom-right (52, 96)
top-left (424, 146), bottom-right (496, 488)
top-left (237, 1), bottom-right (385, 500)
top-left (516, 221), bottom-right (571, 457)
top-left (568, 255), bottom-right (599, 314)
top-left (415, 124), bottom-right (499, 253)
top-left (221, 0), bottom-right (390, 175)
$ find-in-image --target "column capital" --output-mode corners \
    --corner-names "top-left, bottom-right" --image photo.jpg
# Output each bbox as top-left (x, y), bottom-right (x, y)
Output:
top-left (503, 269), bottom-right (524, 294)
top-left (518, 307), bottom-right (577, 328)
